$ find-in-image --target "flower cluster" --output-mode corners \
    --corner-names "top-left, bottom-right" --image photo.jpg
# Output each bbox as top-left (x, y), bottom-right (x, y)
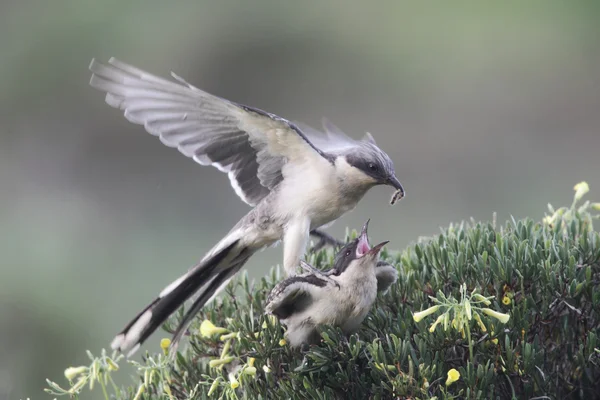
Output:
top-left (45, 349), bottom-right (123, 398)
top-left (544, 181), bottom-right (600, 232)
top-left (413, 283), bottom-right (510, 336)
top-left (199, 318), bottom-right (267, 394)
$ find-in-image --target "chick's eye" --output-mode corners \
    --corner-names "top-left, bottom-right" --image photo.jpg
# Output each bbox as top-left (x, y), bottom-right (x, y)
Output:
top-left (345, 250), bottom-right (351, 257)
top-left (368, 163), bottom-right (378, 171)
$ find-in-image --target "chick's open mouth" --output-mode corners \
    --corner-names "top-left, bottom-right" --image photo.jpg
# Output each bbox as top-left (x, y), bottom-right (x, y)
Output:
top-left (356, 235), bottom-right (371, 257)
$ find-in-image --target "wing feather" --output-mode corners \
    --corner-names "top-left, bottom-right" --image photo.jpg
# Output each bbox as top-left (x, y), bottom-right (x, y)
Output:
top-left (89, 58), bottom-right (332, 206)
top-left (265, 274), bottom-right (329, 319)
top-left (375, 261), bottom-right (398, 293)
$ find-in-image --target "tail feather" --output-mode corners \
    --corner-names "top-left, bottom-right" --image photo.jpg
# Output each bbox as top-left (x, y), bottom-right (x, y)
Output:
top-left (111, 238), bottom-right (245, 356)
top-left (170, 248), bottom-right (252, 352)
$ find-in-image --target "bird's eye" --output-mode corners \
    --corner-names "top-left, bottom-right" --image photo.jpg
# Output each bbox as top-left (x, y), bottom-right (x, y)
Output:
top-left (345, 250), bottom-right (352, 257)
top-left (368, 163), bottom-right (378, 171)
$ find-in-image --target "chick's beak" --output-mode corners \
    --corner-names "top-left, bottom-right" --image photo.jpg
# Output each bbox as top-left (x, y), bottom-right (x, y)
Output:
top-left (367, 240), bottom-right (389, 256)
top-left (356, 219), bottom-right (371, 257)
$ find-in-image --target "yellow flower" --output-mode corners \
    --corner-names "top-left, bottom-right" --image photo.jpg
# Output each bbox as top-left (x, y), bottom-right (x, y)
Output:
top-left (160, 338), bottom-right (171, 354)
top-left (209, 356), bottom-right (235, 368)
top-left (502, 296), bottom-right (511, 305)
top-left (443, 312), bottom-right (449, 331)
top-left (482, 308), bottom-right (510, 324)
top-left (445, 368), bottom-right (460, 386)
top-left (132, 384), bottom-right (145, 400)
top-left (592, 203), bottom-right (600, 211)
top-left (243, 357), bottom-right (257, 377)
top-left (200, 319), bottom-right (228, 337)
top-left (473, 294), bottom-right (491, 306)
top-left (574, 181), bottom-right (590, 201)
top-left (220, 339), bottom-right (232, 359)
top-left (207, 377), bottom-right (221, 396)
top-left (464, 299), bottom-right (472, 320)
top-left (106, 358), bottom-right (119, 371)
top-left (279, 339), bottom-right (287, 346)
top-left (229, 373), bottom-right (240, 389)
top-left (429, 314), bottom-right (445, 332)
top-left (412, 305), bottom-right (440, 322)
top-left (489, 330), bottom-right (498, 344)
top-left (220, 331), bottom-right (239, 341)
top-left (64, 366), bottom-right (87, 381)
top-left (68, 377), bottom-right (88, 394)
top-left (473, 312), bottom-right (487, 332)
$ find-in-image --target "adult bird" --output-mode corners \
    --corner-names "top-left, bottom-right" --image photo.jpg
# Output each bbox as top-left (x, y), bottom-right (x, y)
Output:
top-left (88, 58), bottom-right (405, 356)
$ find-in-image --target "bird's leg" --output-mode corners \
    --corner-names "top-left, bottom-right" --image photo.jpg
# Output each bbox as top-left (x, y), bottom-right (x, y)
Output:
top-left (283, 218), bottom-right (311, 276)
top-left (309, 229), bottom-right (345, 252)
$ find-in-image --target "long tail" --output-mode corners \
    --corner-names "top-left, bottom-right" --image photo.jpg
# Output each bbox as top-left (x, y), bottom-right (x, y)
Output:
top-left (111, 236), bottom-right (253, 356)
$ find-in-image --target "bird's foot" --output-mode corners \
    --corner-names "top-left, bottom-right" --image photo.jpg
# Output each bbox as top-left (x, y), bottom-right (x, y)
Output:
top-left (309, 229), bottom-right (345, 252)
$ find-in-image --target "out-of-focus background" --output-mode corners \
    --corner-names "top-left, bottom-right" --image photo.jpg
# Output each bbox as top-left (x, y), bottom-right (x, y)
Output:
top-left (2, 1), bottom-right (600, 398)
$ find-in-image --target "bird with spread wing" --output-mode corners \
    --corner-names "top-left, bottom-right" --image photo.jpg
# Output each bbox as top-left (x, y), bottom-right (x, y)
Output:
top-left (88, 58), bottom-right (405, 356)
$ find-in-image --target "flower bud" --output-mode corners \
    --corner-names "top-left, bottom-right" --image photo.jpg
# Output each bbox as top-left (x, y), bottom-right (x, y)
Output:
top-left (429, 314), bottom-right (445, 333)
top-left (473, 294), bottom-right (491, 306)
top-left (473, 312), bottom-right (487, 332)
top-left (464, 299), bottom-right (472, 320)
top-left (412, 305), bottom-right (440, 322)
top-left (574, 181), bottom-right (589, 201)
top-left (207, 377), bottom-right (222, 396)
top-left (64, 366), bottom-right (87, 381)
top-left (209, 356), bottom-right (235, 368)
top-left (244, 366), bottom-right (257, 377)
top-left (132, 384), bottom-right (145, 400)
top-left (482, 308), bottom-right (510, 324)
top-left (68, 377), bottom-right (88, 394)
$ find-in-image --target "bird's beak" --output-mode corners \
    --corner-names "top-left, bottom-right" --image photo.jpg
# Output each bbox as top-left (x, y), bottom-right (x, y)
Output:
top-left (367, 241), bottom-right (389, 257)
top-left (356, 220), bottom-right (389, 258)
top-left (387, 176), bottom-right (405, 196)
top-left (356, 219), bottom-right (371, 257)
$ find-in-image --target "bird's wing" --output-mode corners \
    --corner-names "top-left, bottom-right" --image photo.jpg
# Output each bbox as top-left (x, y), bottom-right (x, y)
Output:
top-left (293, 118), bottom-right (359, 154)
top-left (265, 274), bottom-right (330, 320)
top-left (89, 58), bottom-right (334, 206)
top-left (375, 261), bottom-right (398, 293)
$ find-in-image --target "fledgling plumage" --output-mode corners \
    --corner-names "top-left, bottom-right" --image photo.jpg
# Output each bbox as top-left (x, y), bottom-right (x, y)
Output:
top-left (265, 220), bottom-right (395, 348)
top-left (88, 58), bottom-right (405, 356)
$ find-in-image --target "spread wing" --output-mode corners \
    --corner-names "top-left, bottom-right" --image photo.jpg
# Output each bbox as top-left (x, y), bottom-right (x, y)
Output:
top-left (265, 274), bottom-right (328, 320)
top-left (89, 58), bottom-right (333, 206)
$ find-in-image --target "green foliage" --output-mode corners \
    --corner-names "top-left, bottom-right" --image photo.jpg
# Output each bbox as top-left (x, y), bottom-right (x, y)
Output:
top-left (47, 184), bottom-right (600, 399)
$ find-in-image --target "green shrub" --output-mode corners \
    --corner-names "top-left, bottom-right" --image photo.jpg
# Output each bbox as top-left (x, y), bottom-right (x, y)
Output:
top-left (46, 183), bottom-right (600, 399)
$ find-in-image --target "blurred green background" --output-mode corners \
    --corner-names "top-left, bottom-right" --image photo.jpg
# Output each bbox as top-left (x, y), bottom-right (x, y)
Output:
top-left (2, 1), bottom-right (600, 398)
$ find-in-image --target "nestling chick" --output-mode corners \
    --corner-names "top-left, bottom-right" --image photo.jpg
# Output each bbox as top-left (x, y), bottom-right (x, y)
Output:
top-left (265, 220), bottom-right (396, 348)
